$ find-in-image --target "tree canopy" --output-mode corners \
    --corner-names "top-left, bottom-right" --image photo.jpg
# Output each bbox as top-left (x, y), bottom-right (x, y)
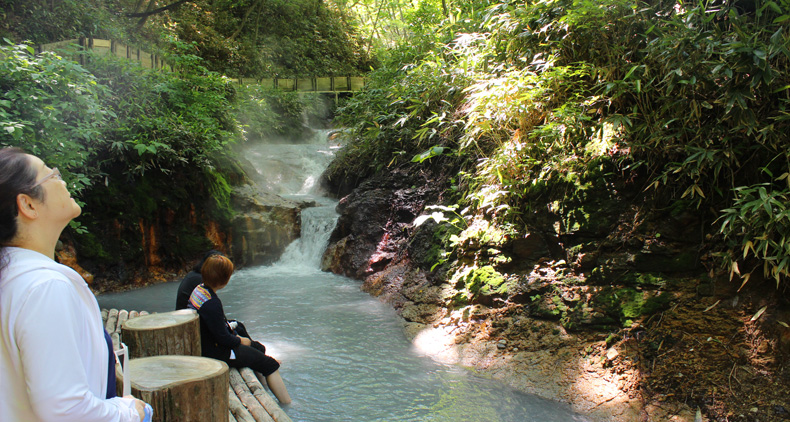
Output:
top-left (0, 0), bottom-right (375, 77)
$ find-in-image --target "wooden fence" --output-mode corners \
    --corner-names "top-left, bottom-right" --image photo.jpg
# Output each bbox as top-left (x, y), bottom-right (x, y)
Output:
top-left (228, 76), bottom-right (366, 93)
top-left (37, 38), bottom-right (365, 93)
top-left (37, 38), bottom-right (169, 71)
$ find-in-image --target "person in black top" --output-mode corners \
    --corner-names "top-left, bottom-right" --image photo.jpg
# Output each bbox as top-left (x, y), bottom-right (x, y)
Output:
top-left (187, 254), bottom-right (292, 404)
top-left (175, 250), bottom-right (222, 310)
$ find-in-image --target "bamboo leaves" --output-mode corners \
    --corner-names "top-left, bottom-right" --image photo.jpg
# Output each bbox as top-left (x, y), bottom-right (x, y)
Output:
top-left (719, 184), bottom-right (790, 288)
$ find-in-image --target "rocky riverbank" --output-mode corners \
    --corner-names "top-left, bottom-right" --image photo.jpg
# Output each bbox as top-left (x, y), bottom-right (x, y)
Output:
top-left (320, 164), bottom-right (790, 422)
top-left (73, 183), bottom-right (307, 294)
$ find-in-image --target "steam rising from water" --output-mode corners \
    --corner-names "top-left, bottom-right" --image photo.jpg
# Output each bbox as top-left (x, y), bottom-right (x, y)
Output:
top-left (240, 129), bottom-right (339, 196)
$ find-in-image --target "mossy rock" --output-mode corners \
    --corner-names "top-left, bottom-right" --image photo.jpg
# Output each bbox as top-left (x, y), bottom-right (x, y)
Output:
top-left (587, 265), bottom-right (625, 285)
top-left (454, 265), bottom-right (508, 297)
top-left (529, 294), bottom-right (564, 320)
top-left (589, 287), bottom-right (672, 326)
top-left (622, 272), bottom-right (668, 288)
top-left (562, 304), bottom-right (617, 330)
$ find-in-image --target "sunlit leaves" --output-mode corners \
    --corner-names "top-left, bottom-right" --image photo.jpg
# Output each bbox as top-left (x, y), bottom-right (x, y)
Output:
top-left (412, 145), bottom-right (446, 163)
top-left (334, 0), bottom-right (790, 290)
top-left (719, 183), bottom-right (790, 288)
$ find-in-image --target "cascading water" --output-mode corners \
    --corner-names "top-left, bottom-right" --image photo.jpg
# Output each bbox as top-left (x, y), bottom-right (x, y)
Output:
top-left (98, 130), bottom-right (591, 421)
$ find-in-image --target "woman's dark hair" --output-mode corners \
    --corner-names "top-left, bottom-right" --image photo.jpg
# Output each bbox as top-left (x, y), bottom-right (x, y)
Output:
top-left (193, 249), bottom-right (224, 273)
top-left (0, 147), bottom-right (43, 278)
top-left (201, 254), bottom-right (234, 290)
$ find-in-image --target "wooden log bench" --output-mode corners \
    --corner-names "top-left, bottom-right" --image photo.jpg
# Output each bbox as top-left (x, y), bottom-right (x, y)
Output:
top-left (102, 309), bottom-right (291, 422)
top-left (121, 309), bottom-right (200, 358)
top-left (117, 355), bottom-right (229, 422)
top-left (102, 308), bottom-right (148, 351)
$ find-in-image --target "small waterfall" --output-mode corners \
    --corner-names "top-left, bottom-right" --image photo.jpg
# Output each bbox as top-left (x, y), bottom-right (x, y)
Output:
top-left (277, 199), bottom-right (338, 269)
top-left (240, 128), bottom-right (340, 269)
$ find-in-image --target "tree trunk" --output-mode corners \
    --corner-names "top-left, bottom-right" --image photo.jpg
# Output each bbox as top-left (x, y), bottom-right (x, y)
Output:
top-left (118, 355), bottom-right (229, 422)
top-left (229, 0), bottom-right (264, 40)
top-left (121, 309), bottom-right (201, 358)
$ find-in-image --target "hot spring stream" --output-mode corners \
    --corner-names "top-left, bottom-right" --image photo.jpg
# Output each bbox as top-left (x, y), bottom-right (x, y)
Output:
top-left (98, 132), bottom-right (591, 422)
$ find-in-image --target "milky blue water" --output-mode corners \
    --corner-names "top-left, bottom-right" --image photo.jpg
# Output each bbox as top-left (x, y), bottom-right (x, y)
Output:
top-left (97, 133), bottom-right (591, 422)
top-left (98, 261), bottom-right (589, 422)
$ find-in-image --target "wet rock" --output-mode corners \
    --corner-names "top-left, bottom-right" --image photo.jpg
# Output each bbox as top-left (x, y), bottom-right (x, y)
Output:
top-left (323, 168), bottom-right (444, 280)
top-left (360, 261), bottom-right (412, 307)
top-left (321, 236), bottom-right (350, 274)
top-left (401, 302), bottom-right (442, 324)
top-left (230, 184), bottom-right (302, 266)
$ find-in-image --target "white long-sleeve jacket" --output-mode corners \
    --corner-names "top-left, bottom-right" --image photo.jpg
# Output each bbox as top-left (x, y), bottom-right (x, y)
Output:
top-left (0, 247), bottom-right (140, 422)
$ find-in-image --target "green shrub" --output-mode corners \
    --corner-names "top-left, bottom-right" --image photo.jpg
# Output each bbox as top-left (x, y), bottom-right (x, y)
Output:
top-left (0, 41), bottom-right (107, 199)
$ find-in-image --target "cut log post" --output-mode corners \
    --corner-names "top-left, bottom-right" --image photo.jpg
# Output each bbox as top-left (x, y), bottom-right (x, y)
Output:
top-left (117, 355), bottom-right (229, 422)
top-left (111, 332), bottom-right (121, 351)
top-left (105, 308), bottom-right (119, 333)
top-left (122, 309), bottom-right (200, 358)
top-left (129, 310), bottom-right (140, 319)
top-left (241, 368), bottom-right (292, 422)
top-left (229, 368), bottom-right (274, 422)
top-left (116, 309), bottom-right (129, 333)
top-left (228, 387), bottom-right (256, 422)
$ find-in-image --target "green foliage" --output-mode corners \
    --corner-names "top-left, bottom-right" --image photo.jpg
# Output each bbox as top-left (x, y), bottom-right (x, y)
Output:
top-left (0, 41), bottom-right (106, 198)
top-left (719, 183), bottom-right (790, 288)
top-left (153, 0), bottom-right (374, 78)
top-left (2, 0), bottom-right (373, 80)
top-left (334, 0), bottom-right (790, 290)
top-left (206, 169), bottom-right (234, 220)
top-left (0, 0), bottom-right (128, 43)
top-left (85, 51), bottom-right (237, 177)
top-left (1, 42), bottom-right (243, 268)
top-left (328, 47), bottom-right (470, 183)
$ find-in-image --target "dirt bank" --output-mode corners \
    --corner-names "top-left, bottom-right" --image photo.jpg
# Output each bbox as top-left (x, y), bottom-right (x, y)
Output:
top-left (398, 289), bottom-right (790, 422)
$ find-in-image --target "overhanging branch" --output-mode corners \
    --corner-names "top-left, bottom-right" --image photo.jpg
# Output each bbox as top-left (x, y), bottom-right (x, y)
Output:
top-left (126, 0), bottom-right (191, 17)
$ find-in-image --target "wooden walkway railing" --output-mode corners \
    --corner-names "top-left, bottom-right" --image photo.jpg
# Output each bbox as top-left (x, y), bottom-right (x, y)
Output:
top-left (228, 76), bottom-right (365, 93)
top-left (38, 38), bottom-right (169, 71)
top-left (38, 38), bottom-right (365, 93)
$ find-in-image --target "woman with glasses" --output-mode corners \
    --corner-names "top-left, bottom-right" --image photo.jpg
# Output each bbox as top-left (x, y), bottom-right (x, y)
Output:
top-left (0, 147), bottom-right (150, 422)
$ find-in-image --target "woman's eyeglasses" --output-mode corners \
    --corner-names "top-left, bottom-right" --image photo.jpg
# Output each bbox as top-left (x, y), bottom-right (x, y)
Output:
top-left (32, 168), bottom-right (62, 188)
